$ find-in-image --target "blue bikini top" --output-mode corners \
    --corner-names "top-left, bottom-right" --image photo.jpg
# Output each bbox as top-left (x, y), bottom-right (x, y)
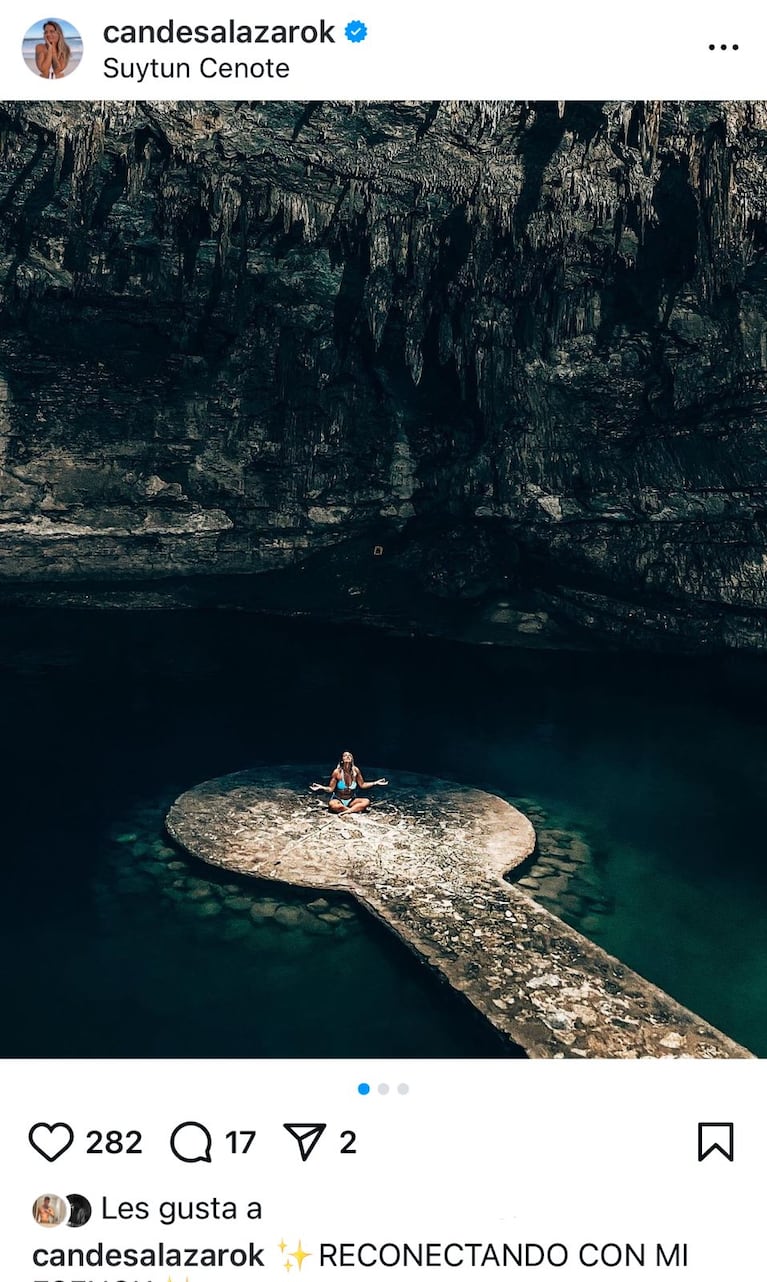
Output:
top-left (336, 771), bottom-right (357, 792)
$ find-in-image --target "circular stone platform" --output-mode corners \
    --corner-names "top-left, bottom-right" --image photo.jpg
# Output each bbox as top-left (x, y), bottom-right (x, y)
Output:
top-left (166, 766), bottom-right (534, 890)
top-left (166, 766), bottom-right (752, 1060)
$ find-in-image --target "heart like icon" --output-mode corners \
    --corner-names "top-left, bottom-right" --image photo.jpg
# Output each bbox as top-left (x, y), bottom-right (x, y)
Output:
top-left (29, 1122), bottom-right (75, 1162)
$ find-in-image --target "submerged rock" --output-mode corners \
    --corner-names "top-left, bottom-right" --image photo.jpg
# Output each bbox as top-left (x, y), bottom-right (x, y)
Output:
top-left (274, 906), bottom-right (306, 928)
top-left (249, 901), bottom-right (279, 921)
top-left (193, 900), bottom-right (222, 917)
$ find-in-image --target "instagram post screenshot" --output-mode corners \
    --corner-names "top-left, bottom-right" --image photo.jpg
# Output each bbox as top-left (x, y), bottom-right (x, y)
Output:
top-left (1, 4), bottom-right (763, 1280)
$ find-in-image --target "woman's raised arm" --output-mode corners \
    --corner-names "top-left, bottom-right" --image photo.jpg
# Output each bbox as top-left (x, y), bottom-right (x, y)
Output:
top-left (310, 771), bottom-right (339, 793)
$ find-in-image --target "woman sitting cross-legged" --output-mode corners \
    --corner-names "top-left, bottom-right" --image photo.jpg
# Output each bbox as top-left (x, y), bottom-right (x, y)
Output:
top-left (310, 750), bottom-right (388, 814)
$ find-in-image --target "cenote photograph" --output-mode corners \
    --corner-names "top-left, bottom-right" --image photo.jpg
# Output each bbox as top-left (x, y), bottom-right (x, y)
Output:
top-left (0, 100), bottom-right (765, 1059)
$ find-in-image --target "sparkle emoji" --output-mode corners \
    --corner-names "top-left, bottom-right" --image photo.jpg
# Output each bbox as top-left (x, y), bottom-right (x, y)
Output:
top-left (279, 1240), bottom-right (311, 1271)
top-left (291, 1241), bottom-right (311, 1271)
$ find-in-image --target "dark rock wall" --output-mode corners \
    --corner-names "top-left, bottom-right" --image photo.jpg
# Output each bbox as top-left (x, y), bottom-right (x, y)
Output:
top-left (1, 101), bottom-right (766, 648)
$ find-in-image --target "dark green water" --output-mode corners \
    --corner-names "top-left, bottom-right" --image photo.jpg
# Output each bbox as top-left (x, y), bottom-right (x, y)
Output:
top-left (1, 608), bottom-right (765, 1057)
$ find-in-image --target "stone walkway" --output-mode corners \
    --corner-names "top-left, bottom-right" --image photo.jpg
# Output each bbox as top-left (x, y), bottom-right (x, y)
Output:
top-left (166, 767), bottom-right (752, 1059)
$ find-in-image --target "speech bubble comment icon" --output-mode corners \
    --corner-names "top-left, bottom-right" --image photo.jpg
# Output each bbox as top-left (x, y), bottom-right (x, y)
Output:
top-left (29, 1123), bottom-right (75, 1163)
top-left (169, 1121), bottom-right (213, 1163)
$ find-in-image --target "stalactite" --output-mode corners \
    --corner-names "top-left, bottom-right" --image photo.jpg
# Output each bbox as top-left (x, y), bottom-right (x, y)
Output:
top-left (1, 100), bottom-right (767, 646)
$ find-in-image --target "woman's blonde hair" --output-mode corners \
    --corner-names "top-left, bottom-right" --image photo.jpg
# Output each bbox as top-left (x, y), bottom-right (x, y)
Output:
top-left (43, 21), bottom-right (71, 65)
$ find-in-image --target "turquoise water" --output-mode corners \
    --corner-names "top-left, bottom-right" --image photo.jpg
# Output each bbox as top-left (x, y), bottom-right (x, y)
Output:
top-left (1, 608), bottom-right (765, 1056)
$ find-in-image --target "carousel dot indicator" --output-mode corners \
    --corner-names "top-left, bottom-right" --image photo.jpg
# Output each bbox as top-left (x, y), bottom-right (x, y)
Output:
top-left (377, 1083), bottom-right (389, 1095)
top-left (397, 1083), bottom-right (410, 1095)
top-left (357, 1082), bottom-right (370, 1095)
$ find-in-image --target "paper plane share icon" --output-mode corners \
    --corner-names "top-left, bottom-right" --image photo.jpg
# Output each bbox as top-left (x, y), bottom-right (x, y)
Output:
top-left (283, 1123), bottom-right (326, 1162)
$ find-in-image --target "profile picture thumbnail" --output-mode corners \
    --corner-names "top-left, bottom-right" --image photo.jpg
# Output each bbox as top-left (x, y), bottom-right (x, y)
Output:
top-left (33, 1194), bottom-right (68, 1227)
top-left (66, 1193), bottom-right (92, 1228)
top-left (23, 18), bottom-right (83, 79)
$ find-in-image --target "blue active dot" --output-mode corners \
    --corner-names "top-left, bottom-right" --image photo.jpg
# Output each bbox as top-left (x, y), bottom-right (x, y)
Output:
top-left (345, 20), bottom-right (368, 43)
top-left (357, 1082), bottom-right (371, 1095)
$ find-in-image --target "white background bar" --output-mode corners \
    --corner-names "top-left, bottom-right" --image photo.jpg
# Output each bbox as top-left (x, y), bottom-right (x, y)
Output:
top-left (1, 3), bottom-right (766, 100)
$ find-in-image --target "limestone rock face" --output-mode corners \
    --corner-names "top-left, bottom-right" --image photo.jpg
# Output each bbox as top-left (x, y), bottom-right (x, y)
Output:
top-left (1, 101), bottom-right (767, 648)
